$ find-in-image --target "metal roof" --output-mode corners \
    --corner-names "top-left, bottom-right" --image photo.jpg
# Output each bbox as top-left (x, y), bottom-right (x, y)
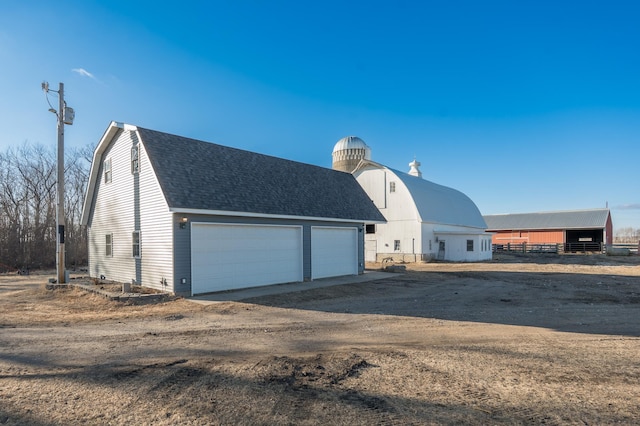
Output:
top-left (353, 160), bottom-right (487, 229)
top-left (483, 209), bottom-right (611, 231)
top-left (394, 169), bottom-right (488, 229)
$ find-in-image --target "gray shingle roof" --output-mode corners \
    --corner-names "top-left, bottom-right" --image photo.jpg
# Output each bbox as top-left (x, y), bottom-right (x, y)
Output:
top-left (137, 127), bottom-right (385, 222)
top-left (483, 209), bottom-right (611, 231)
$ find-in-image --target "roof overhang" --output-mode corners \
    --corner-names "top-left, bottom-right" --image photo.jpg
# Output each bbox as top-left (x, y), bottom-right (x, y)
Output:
top-left (351, 158), bottom-right (385, 174)
top-left (433, 228), bottom-right (490, 235)
top-left (170, 208), bottom-right (386, 224)
top-left (486, 226), bottom-right (606, 232)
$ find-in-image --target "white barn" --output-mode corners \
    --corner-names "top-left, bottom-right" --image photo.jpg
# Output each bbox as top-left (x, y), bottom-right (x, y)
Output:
top-left (332, 137), bottom-right (492, 262)
top-left (81, 122), bottom-right (385, 296)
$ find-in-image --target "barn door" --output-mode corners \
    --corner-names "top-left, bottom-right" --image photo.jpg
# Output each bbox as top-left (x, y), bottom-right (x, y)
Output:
top-left (437, 240), bottom-right (445, 260)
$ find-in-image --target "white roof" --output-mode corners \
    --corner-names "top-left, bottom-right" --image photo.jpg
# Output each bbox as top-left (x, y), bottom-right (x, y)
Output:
top-left (355, 160), bottom-right (487, 229)
top-left (395, 170), bottom-right (487, 228)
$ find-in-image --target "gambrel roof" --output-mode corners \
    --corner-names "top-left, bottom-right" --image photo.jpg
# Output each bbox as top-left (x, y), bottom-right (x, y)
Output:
top-left (353, 160), bottom-right (487, 229)
top-left (483, 209), bottom-right (611, 231)
top-left (81, 122), bottom-right (386, 225)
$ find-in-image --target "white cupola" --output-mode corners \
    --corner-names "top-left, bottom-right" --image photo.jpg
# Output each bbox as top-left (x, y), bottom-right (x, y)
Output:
top-left (408, 158), bottom-right (422, 178)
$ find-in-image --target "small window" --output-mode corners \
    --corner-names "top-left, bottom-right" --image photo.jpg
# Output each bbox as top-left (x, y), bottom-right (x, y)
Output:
top-left (104, 158), bottom-right (112, 183)
top-left (105, 234), bottom-right (113, 257)
top-left (389, 181), bottom-right (396, 193)
top-left (394, 240), bottom-right (401, 251)
top-left (131, 146), bottom-right (139, 174)
top-left (365, 224), bottom-right (376, 234)
top-left (132, 231), bottom-right (141, 258)
top-left (429, 239), bottom-right (432, 251)
top-left (467, 239), bottom-right (474, 252)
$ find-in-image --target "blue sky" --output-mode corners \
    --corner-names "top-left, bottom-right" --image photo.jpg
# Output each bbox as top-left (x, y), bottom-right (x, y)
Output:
top-left (1, 1), bottom-right (639, 231)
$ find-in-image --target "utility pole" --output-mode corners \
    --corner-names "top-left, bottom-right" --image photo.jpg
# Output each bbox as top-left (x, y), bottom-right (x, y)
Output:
top-left (43, 81), bottom-right (74, 283)
top-left (56, 83), bottom-right (65, 284)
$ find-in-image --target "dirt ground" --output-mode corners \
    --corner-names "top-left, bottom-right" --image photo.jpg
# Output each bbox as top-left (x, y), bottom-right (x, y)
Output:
top-left (1, 253), bottom-right (640, 425)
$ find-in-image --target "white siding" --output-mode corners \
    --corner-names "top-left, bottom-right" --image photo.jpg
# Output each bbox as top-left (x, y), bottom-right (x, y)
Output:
top-left (87, 130), bottom-right (173, 291)
top-left (355, 166), bottom-right (492, 262)
top-left (355, 168), bottom-right (417, 222)
top-left (355, 168), bottom-right (422, 261)
top-left (432, 229), bottom-right (493, 262)
top-left (137, 136), bottom-right (174, 291)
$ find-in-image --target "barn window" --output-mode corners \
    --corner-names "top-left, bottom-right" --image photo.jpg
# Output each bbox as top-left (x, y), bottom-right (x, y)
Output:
top-left (467, 240), bottom-right (474, 252)
top-left (389, 181), bottom-right (396, 193)
top-left (394, 240), bottom-right (401, 251)
top-left (365, 224), bottom-right (376, 234)
top-left (131, 146), bottom-right (139, 174)
top-left (132, 231), bottom-right (141, 258)
top-left (104, 158), bottom-right (112, 183)
top-left (105, 234), bottom-right (113, 257)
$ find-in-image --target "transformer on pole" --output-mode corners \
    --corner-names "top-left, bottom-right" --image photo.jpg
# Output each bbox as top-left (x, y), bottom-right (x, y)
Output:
top-left (43, 81), bottom-right (74, 283)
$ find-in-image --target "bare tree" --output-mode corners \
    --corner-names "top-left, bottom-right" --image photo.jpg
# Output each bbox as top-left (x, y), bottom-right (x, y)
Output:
top-left (614, 227), bottom-right (640, 243)
top-left (0, 142), bottom-right (92, 271)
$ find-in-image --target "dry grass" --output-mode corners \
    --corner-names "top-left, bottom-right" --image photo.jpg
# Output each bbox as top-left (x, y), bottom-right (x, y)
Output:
top-left (1, 256), bottom-right (640, 425)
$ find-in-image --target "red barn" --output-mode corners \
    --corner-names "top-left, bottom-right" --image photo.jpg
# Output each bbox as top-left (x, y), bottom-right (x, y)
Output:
top-left (484, 209), bottom-right (613, 252)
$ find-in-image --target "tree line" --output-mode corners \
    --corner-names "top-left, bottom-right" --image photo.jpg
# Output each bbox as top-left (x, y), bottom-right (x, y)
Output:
top-left (0, 142), bottom-right (92, 272)
top-left (614, 227), bottom-right (640, 244)
top-left (0, 141), bottom-right (638, 273)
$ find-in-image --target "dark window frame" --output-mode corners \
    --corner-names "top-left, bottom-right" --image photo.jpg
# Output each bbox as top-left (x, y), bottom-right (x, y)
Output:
top-left (132, 231), bottom-right (141, 258)
top-left (131, 146), bottom-right (139, 174)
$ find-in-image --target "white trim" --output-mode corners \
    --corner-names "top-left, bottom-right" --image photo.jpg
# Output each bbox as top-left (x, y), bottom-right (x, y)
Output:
top-left (81, 122), bottom-right (138, 225)
top-left (172, 208), bottom-right (383, 224)
top-left (433, 229), bottom-right (488, 235)
top-left (191, 221), bottom-right (304, 232)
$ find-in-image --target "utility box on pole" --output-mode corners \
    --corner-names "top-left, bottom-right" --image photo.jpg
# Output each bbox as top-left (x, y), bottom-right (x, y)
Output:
top-left (56, 82), bottom-right (66, 284)
top-left (43, 80), bottom-right (73, 284)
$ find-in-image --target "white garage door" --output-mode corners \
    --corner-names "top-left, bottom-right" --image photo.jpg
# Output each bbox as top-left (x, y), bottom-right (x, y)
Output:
top-left (311, 227), bottom-right (358, 280)
top-left (191, 223), bottom-right (303, 295)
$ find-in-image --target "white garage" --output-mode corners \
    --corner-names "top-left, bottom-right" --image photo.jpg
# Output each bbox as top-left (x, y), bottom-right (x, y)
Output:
top-left (311, 226), bottom-right (358, 279)
top-left (191, 223), bottom-right (303, 295)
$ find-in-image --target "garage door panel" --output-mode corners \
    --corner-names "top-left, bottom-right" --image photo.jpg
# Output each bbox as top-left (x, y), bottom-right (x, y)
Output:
top-left (311, 227), bottom-right (358, 280)
top-left (192, 223), bottom-right (303, 294)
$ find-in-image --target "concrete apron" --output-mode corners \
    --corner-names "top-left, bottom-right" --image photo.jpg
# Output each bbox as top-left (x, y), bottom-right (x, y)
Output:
top-left (187, 271), bottom-right (396, 304)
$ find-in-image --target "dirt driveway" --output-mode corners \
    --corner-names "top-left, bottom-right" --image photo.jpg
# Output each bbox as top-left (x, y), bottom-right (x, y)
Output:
top-left (1, 254), bottom-right (640, 425)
